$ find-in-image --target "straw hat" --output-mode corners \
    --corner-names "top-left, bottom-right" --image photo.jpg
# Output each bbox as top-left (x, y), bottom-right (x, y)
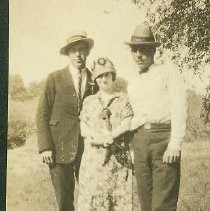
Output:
top-left (60, 30), bottom-right (94, 55)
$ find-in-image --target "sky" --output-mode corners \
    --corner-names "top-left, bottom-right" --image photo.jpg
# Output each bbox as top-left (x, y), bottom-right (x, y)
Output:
top-left (9, 0), bottom-right (146, 84)
top-left (9, 0), bottom-right (209, 93)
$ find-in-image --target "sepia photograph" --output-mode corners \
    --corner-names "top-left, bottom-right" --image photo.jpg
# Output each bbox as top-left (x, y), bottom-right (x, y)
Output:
top-left (6, 0), bottom-right (210, 210)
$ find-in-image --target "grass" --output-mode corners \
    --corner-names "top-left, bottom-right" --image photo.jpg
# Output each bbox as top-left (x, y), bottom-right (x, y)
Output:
top-left (6, 96), bottom-right (210, 211)
top-left (7, 134), bottom-right (58, 211)
top-left (178, 141), bottom-right (210, 211)
top-left (7, 134), bottom-right (210, 211)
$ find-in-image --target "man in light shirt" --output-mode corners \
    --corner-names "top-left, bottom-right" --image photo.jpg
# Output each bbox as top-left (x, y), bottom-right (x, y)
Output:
top-left (125, 25), bottom-right (187, 211)
top-left (36, 30), bottom-right (95, 211)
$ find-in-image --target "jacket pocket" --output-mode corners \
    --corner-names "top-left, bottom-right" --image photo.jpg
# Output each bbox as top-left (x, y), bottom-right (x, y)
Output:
top-left (49, 119), bottom-right (59, 126)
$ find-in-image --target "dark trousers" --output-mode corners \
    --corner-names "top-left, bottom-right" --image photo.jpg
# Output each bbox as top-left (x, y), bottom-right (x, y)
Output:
top-left (132, 127), bottom-right (180, 211)
top-left (50, 163), bottom-right (75, 211)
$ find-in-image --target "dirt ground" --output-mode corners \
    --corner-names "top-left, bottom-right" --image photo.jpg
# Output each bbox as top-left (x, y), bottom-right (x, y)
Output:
top-left (6, 133), bottom-right (210, 211)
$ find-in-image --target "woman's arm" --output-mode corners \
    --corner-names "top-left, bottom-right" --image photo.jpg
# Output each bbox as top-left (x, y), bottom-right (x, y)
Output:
top-left (80, 121), bottom-right (95, 138)
top-left (80, 121), bottom-right (111, 145)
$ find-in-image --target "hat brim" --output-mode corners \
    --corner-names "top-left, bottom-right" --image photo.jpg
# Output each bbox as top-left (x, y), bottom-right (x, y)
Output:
top-left (60, 38), bottom-right (94, 55)
top-left (124, 41), bottom-right (161, 47)
top-left (92, 68), bottom-right (116, 81)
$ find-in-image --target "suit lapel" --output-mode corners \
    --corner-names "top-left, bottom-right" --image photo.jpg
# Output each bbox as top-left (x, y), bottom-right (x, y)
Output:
top-left (63, 66), bottom-right (77, 94)
top-left (62, 66), bottom-right (93, 99)
top-left (83, 69), bottom-right (93, 100)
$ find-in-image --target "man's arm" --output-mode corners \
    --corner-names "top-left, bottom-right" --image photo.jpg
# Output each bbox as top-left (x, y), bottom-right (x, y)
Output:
top-left (163, 65), bottom-right (187, 164)
top-left (112, 116), bottom-right (132, 138)
top-left (36, 74), bottom-right (55, 164)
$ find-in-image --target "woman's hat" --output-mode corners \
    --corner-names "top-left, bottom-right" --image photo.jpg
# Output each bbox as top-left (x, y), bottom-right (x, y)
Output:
top-left (91, 58), bottom-right (116, 81)
top-left (125, 25), bottom-right (160, 46)
top-left (60, 30), bottom-right (94, 55)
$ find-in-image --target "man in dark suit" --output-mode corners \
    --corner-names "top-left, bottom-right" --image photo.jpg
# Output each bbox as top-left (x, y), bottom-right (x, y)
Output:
top-left (36, 30), bottom-right (94, 211)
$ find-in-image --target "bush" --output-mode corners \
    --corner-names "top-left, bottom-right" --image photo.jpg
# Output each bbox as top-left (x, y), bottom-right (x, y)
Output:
top-left (9, 74), bottom-right (27, 101)
top-left (185, 89), bottom-right (210, 142)
top-left (7, 100), bottom-right (36, 149)
top-left (8, 118), bottom-right (34, 149)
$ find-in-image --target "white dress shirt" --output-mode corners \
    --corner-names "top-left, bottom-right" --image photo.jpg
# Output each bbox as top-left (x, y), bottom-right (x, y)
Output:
top-left (128, 63), bottom-right (187, 150)
top-left (69, 63), bottom-right (87, 99)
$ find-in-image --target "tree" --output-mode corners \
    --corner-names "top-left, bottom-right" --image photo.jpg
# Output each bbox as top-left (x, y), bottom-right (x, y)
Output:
top-left (201, 85), bottom-right (210, 123)
top-left (128, 0), bottom-right (209, 123)
top-left (9, 74), bottom-right (27, 101)
top-left (130, 0), bottom-right (209, 73)
top-left (26, 81), bottom-right (44, 99)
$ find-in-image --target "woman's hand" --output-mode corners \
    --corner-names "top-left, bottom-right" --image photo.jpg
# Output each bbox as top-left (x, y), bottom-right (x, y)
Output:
top-left (89, 130), bottom-right (114, 147)
top-left (102, 137), bottom-right (114, 147)
top-left (101, 130), bottom-right (114, 146)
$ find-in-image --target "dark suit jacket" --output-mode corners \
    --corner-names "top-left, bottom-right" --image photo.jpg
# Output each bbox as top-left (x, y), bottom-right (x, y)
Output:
top-left (36, 66), bottom-right (94, 163)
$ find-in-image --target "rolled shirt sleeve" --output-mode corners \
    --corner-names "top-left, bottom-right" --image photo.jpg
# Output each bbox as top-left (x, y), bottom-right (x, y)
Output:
top-left (167, 65), bottom-right (187, 150)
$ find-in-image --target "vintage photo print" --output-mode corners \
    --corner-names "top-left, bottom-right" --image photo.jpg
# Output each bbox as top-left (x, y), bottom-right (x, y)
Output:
top-left (7, 0), bottom-right (209, 210)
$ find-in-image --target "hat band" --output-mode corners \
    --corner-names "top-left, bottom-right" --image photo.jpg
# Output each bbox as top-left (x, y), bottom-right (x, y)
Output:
top-left (67, 35), bottom-right (87, 43)
top-left (131, 36), bottom-right (155, 42)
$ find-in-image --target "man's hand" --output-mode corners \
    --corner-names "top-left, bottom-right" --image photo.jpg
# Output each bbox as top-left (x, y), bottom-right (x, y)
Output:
top-left (163, 148), bottom-right (181, 164)
top-left (41, 150), bottom-right (54, 166)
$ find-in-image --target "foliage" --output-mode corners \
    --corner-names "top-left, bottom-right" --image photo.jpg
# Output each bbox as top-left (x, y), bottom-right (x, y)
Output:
top-left (185, 90), bottom-right (210, 142)
top-left (8, 116), bottom-right (34, 149)
top-left (9, 74), bottom-right (27, 101)
top-left (7, 99), bottom-right (37, 149)
top-left (130, 0), bottom-right (209, 73)
top-left (200, 85), bottom-right (210, 123)
top-left (9, 74), bottom-right (44, 101)
top-left (8, 117), bottom-right (34, 149)
top-left (26, 80), bottom-right (44, 100)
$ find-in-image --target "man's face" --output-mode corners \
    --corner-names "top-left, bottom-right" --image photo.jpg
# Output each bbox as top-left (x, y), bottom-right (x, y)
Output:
top-left (131, 45), bottom-right (155, 73)
top-left (68, 42), bottom-right (89, 69)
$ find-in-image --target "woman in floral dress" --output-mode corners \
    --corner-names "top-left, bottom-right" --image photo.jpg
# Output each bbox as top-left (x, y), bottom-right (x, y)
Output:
top-left (77, 58), bottom-right (134, 211)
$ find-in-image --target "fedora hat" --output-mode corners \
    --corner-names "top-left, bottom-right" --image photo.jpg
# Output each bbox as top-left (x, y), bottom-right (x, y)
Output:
top-left (125, 25), bottom-right (160, 46)
top-left (60, 30), bottom-right (94, 55)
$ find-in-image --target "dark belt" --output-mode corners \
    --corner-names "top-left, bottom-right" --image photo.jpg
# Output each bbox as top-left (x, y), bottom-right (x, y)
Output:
top-left (142, 122), bottom-right (171, 130)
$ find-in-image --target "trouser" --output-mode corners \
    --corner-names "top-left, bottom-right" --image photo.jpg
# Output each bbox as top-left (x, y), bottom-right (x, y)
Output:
top-left (49, 137), bottom-right (84, 211)
top-left (132, 127), bottom-right (180, 211)
top-left (50, 163), bottom-right (75, 211)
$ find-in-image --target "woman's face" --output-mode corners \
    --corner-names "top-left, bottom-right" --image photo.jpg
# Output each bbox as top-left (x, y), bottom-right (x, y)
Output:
top-left (95, 72), bottom-right (114, 92)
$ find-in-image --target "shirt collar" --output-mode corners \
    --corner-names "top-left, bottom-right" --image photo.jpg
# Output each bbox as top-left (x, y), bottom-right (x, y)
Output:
top-left (69, 62), bottom-right (86, 76)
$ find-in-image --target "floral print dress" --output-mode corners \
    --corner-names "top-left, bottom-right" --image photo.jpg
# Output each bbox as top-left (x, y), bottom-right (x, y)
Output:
top-left (78, 91), bottom-right (134, 211)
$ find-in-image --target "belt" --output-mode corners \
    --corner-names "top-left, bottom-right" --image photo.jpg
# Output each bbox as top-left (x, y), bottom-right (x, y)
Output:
top-left (143, 122), bottom-right (171, 130)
